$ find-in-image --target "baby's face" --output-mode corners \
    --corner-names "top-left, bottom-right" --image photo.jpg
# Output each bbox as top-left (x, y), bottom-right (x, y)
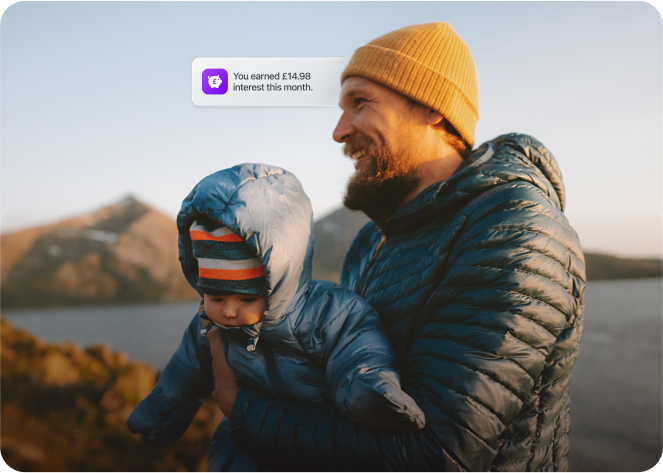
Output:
top-left (204, 293), bottom-right (265, 327)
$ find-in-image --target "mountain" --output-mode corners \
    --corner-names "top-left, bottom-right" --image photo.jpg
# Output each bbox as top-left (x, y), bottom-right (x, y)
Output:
top-left (311, 207), bottom-right (662, 283)
top-left (1, 197), bottom-right (199, 309)
top-left (312, 207), bottom-right (371, 282)
top-left (2, 201), bottom-right (659, 310)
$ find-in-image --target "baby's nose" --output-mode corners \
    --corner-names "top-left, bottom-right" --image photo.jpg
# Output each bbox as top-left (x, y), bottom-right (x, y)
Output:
top-left (222, 305), bottom-right (238, 318)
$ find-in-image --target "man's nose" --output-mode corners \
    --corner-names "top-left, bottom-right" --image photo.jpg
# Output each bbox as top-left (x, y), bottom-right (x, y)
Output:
top-left (333, 112), bottom-right (354, 143)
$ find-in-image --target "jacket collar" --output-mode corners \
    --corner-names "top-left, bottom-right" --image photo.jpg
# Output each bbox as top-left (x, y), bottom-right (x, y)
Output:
top-left (381, 142), bottom-right (495, 235)
top-left (376, 134), bottom-right (565, 235)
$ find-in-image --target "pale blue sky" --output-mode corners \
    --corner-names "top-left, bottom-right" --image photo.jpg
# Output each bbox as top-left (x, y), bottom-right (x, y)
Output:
top-left (1, 1), bottom-right (661, 257)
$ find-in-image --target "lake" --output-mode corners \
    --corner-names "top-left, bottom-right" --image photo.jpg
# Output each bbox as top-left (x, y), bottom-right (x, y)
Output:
top-left (3, 279), bottom-right (662, 471)
top-left (3, 301), bottom-right (201, 369)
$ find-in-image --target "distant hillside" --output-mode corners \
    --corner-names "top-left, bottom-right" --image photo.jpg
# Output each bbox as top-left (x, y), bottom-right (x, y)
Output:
top-left (2, 203), bottom-right (659, 310)
top-left (584, 253), bottom-right (662, 281)
top-left (0, 317), bottom-right (222, 471)
top-left (311, 207), bottom-right (662, 283)
top-left (312, 207), bottom-right (371, 282)
top-left (1, 197), bottom-right (198, 309)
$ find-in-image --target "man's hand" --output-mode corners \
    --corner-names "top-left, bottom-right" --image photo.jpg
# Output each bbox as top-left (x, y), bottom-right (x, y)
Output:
top-left (204, 305), bottom-right (240, 419)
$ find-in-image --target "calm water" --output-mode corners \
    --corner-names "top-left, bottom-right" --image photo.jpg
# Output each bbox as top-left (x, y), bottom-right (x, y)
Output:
top-left (3, 279), bottom-right (662, 471)
top-left (3, 301), bottom-right (201, 368)
top-left (3, 279), bottom-right (661, 368)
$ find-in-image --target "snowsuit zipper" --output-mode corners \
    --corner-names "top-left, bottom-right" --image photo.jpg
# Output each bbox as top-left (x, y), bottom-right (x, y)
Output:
top-left (259, 342), bottom-right (288, 398)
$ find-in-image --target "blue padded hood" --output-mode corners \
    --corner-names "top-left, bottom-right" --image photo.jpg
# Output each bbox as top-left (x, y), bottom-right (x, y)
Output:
top-left (177, 164), bottom-right (314, 325)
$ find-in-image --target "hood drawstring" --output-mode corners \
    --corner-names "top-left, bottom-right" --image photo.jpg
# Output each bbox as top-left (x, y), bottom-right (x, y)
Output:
top-left (199, 311), bottom-right (218, 336)
top-left (200, 323), bottom-right (219, 336)
top-left (246, 336), bottom-right (259, 352)
top-left (200, 310), bottom-right (261, 352)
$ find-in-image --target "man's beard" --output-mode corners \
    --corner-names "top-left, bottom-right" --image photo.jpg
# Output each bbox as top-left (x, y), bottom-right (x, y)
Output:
top-left (343, 135), bottom-right (421, 219)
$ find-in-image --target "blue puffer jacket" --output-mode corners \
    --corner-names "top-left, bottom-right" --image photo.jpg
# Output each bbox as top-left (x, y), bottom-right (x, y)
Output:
top-left (126, 165), bottom-right (425, 454)
top-left (226, 135), bottom-right (586, 471)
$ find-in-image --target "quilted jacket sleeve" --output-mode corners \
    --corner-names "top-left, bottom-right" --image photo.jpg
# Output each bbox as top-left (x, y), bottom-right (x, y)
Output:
top-left (227, 184), bottom-right (584, 470)
top-left (297, 286), bottom-right (425, 431)
top-left (127, 312), bottom-right (215, 447)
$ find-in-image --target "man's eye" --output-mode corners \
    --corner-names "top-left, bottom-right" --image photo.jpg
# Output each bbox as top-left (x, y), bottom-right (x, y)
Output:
top-left (354, 98), bottom-right (367, 106)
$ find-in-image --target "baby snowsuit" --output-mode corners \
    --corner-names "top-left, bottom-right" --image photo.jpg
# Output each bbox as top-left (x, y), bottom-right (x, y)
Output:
top-left (127, 164), bottom-right (424, 467)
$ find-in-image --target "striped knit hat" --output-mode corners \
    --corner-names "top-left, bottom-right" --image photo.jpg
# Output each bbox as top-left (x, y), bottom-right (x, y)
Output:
top-left (190, 220), bottom-right (265, 296)
top-left (341, 22), bottom-right (479, 147)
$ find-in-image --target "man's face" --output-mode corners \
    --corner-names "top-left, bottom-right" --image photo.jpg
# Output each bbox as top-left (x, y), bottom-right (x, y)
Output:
top-left (333, 77), bottom-right (426, 217)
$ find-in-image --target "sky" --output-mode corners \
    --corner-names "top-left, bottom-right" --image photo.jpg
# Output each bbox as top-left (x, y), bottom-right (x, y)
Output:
top-left (1, 1), bottom-right (661, 258)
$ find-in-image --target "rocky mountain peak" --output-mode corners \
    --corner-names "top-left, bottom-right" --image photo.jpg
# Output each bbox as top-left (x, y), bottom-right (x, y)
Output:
top-left (1, 197), bottom-right (198, 309)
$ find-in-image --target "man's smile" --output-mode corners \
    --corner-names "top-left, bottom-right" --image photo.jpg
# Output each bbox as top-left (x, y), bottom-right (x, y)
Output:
top-left (352, 150), bottom-right (367, 170)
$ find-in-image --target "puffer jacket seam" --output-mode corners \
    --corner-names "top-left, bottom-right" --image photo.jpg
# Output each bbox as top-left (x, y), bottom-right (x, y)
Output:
top-left (552, 412), bottom-right (568, 440)
top-left (540, 373), bottom-right (574, 392)
top-left (455, 262), bottom-right (575, 308)
top-left (320, 297), bottom-right (358, 337)
top-left (492, 454), bottom-right (532, 467)
top-left (418, 385), bottom-right (504, 464)
top-left (251, 398), bottom-right (269, 455)
top-left (284, 404), bottom-right (307, 470)
top-left (425, 320), bottom-right (549, 361)
top-left (510, 243), bottom-right (585, 281)
top-left (546, 347), bottom-right (578, 366)
top-left (497, 433), bottom-right (536, 443)
top-left (368, 272), bottom-right (438, 302)
top-left (484, 227), bottom-right (583, 263)
top-left (190, 173), bottom-right (282, 223)
top-left (456, 259), bottom-right (570, 289)
top-left (231, 172), bottom-right (290, 231)
top-left (466, 242), bottom-right (570, 277)
top-left (421, 327), bottom-right (541, 379)
top-left (499, 195), bottom-right (558, 216)
top-left (358, 237), bottom-right (442, 283)
top-left (408, 404), bottom-right (480, 473)
top-left (421, 309), bottom-right (559, 357)
top-left (437, 288), bottom-right (563, 340)
top-left (367, 256), bottom-right (449, 292)
top-left (433, 445), bottom-right (466, 471)
top-left (499, 200), bottom-right (574, 237)
top-left (289, 289), bottom-right (330, 356)
top-left (502, 180), bottom-right (563, 220)
top-left (526, 406), bottom-right (554, 470)
top-left (419, 349), bottom-right (530, 407)
top-left (299, 296), bottom-right (357, 356)
top-left (504, 330), bottom-right (549, 358)
top-left (365, 242), bottom-right (437, 276)
top-left (442, 283), bottom-right (568, 331)
top-left (155, 384), bottom-right (198, 418)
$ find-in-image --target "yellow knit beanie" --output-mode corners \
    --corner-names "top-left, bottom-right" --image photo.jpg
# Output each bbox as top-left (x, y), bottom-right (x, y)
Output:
top-left (341, 22), bottom-right (479, 147)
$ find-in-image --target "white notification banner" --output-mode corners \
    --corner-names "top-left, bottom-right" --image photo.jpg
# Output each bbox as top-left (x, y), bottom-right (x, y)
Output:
top-left (192, 57), bottom-right (346, 106)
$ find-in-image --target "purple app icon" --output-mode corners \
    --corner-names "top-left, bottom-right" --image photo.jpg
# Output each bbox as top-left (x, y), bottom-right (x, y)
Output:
top-left (202, 68), bottom-right (228, 95)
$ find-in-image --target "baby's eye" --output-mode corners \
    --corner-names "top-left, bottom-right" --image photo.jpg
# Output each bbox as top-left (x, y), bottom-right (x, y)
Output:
top-left (241, 297), bottom-right (257, 303)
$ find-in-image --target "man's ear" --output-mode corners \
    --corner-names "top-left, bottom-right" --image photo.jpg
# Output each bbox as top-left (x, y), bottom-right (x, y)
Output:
top-left (426, 109), bottom-right (444, 126)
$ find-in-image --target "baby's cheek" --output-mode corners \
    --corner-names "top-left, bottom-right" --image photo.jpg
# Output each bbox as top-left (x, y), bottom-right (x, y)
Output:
top-left (242, 312), bottom-right (263, 325)
top-left (205, 304), bottom-right (223, 324)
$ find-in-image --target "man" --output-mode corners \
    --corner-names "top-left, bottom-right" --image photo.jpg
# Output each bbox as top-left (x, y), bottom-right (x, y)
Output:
top-left (210, 22), bottom-right (585, 471)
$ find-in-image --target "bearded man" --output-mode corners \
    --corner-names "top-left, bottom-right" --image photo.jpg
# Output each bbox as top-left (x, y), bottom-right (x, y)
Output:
top-left (210, 22), bottom-right (586, 471)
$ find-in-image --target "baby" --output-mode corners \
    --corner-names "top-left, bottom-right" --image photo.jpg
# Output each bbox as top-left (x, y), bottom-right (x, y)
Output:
top-left (127, 164), bottom-right (424, 468)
